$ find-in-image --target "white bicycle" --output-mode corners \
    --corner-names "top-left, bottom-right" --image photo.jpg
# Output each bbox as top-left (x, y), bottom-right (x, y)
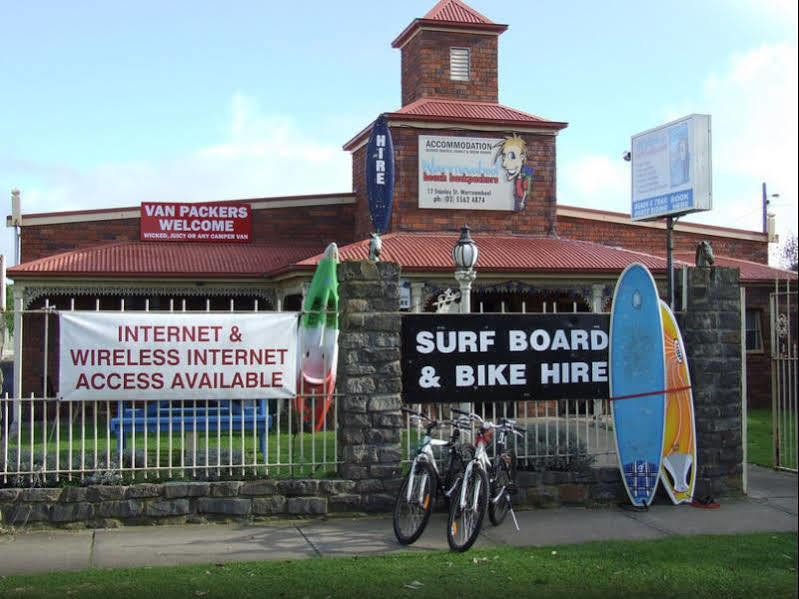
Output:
top-left (393, 408), bottom-right (471, 545)
top-left (447, 408), bottom-right (523, 552)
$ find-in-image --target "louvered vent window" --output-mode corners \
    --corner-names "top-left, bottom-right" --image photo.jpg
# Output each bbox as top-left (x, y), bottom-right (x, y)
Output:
top-left (450, 47), bottom-right (470, 81)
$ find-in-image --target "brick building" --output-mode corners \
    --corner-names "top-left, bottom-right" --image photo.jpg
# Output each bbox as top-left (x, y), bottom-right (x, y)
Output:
top-left (6, 0), bottom-right (796, 407)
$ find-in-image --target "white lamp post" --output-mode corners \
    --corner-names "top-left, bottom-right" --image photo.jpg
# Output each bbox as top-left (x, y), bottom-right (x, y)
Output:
top-left (452, 225), bottom-right (478, 314)
top-left (452, 226), bottom-right (478, 416)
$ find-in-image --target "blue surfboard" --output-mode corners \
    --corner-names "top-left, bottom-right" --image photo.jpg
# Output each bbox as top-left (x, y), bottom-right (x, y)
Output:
top-left (609, 263), bottom-right (666, 506)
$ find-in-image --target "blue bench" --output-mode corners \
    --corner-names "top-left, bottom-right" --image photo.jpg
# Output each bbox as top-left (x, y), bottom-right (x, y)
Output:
top-left (110, 399), bottom-right (273, 458)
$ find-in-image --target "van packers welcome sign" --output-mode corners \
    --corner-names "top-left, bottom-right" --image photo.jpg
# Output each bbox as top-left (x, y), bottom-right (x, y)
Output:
top-left (402, 314), bottom-right (610, 403)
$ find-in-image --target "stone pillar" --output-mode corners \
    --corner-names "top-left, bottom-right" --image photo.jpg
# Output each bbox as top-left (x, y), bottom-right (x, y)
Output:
top-left (677, 267), bottom-right (743, 498)
top-left (337, 261), bottom-right (403, 510)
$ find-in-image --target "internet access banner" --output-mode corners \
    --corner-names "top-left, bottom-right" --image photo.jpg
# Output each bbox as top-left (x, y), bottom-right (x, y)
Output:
top-left (402, 313), bottom-right (610, 403)
top-left (58, 312), bottom-right (297, 401)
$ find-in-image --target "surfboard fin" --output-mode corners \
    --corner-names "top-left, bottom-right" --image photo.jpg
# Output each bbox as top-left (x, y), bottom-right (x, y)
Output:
top-left (663, 452), bottom-right (692, 493)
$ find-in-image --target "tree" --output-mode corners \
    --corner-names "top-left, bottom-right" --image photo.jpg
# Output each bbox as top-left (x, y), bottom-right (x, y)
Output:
top-left (781, 234), bottom-right (798, 272)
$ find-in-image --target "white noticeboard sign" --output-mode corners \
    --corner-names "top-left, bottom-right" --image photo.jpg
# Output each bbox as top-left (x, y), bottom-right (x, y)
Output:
top-left (418, 135), bottom-right (521, 211)
top-left (58, 312), bottom-right (298, 401)
top-left (630, 114), bottom-right (712, 221)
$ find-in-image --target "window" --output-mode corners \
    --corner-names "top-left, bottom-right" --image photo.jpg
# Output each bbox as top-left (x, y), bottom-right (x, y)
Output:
top-left (745, 309), bottom-right (763, 352)
top-left (450, 47), bottom-right (470, 81)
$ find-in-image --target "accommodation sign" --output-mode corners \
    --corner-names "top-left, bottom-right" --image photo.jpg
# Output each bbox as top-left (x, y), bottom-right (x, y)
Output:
top-left (402, 313), bottom-right (610, 403)
top-left (58, 312), bottom-right (297, 401)
top-left (140, 201), bottom-right (252, 242)
top-left (418, 134), bottom-right (534, 212)
top-left (365, 114), bottom-right (395, 234)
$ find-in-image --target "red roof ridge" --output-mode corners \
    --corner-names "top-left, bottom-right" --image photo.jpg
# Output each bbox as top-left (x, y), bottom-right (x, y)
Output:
top-left (396, 97), bottom-right (549, 122)
top-left (423, 0), bottom-right (494, 24)
top-left (558, 203), bottom-right (767, 237)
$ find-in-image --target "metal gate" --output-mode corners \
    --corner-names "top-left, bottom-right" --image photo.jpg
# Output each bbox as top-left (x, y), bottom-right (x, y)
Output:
top-left (770, 280), bottom-right (797, 472)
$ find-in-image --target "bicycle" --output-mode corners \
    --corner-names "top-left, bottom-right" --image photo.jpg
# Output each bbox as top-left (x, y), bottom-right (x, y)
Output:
top-left (393, 407), bottom-right (472, 545)
top-left (486, 417), bottom-right (523, 527)
top-left (447, 409), bottom-right (524, 551)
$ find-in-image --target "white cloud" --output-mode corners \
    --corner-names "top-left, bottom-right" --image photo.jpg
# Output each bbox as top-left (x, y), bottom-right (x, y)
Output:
top-left (9, 93), bottom-right (352, 213)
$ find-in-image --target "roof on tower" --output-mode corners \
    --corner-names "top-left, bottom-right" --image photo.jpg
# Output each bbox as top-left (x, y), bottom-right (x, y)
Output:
top-left (423, 0), bottom-right (494, 23)
top-left (343, 99), bottom-right (568, 151)
top-left (392, 0), bottom-right (508, 49)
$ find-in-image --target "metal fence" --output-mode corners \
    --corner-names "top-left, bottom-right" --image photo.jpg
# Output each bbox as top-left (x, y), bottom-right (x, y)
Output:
top-left (1, 299), bottom-right (340, 485)
top-left (771, 281), bottom-right (797, 472)
top-left (402, 399), bottom-right (615, 470)
top-left (1, 393), bottom-right (339, 485)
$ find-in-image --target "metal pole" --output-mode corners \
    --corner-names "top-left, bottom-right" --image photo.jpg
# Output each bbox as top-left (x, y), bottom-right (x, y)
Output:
top-left (666, 216), bottom-right (675, 309)
top-left (454, 268), bottom-right (475, 415)
top-left (762, 182), bottom-right (767, 235)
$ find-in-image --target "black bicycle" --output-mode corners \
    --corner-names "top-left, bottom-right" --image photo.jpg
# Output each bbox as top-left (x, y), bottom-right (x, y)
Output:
top-left (487, 417), bottom-right (523, 527)
top-left (393, 408), bottom-right (471, 545)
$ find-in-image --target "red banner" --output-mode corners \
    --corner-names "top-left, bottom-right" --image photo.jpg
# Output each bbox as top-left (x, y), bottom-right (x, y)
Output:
top-left (140, 202), bottom-right (252, 243)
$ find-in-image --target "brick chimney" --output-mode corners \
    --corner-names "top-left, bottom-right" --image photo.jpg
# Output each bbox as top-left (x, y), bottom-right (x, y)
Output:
top-left (392, 0), bottom-right (508, 107)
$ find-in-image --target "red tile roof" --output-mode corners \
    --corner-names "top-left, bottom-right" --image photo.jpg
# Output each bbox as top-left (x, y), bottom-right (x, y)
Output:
top-left (9, 235), bottom-right (789, 284)
top-left (7, 241), bottom-right (321, 280)
top-left (392, 0), bottom-right (507, 48)
top-left (293, 232), bottom-right (681, 275)
top-left (343, 100), bottom-right (567, 151)
top-left (673, 252), bottom-right (797, 283)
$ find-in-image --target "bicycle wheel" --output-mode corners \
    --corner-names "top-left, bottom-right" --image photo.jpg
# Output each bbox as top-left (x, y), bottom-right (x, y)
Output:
top-left (488, 451), bottom-right (516, 526)
top-left (393, 460), bottom-right (435, 545)
top-left (447, 464), bottom-right (488, 552)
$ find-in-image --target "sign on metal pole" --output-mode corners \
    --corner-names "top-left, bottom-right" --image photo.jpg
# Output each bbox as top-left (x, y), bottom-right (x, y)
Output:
top-left (630, 114), bottom-right (712, 221)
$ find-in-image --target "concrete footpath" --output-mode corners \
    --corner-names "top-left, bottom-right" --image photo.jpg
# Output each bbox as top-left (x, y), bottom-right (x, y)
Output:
top-left (1, 465), bottom-right (796, 576)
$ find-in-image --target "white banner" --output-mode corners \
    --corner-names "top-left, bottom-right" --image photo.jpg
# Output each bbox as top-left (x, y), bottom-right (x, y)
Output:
top-left (58, 312), bottom-right (298, 401)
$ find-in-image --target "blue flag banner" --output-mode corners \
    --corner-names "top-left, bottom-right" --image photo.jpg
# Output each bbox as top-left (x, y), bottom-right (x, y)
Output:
top-left (365, 114), bottom-right (395, 234)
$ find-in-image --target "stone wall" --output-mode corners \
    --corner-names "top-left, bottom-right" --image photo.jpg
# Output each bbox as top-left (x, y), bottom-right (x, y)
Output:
top-left (677, 266), bottom-right (744, 498)
top-left (0, 474), bottom-right (628, 529)
top-left (0, 480), bottom-right (359, 529)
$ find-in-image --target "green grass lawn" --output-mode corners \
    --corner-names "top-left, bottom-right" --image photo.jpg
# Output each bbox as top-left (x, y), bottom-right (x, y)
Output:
top-left (747, 408), bottom-right (774, 467)
top-left (0, 533), bottom-right (795, 598)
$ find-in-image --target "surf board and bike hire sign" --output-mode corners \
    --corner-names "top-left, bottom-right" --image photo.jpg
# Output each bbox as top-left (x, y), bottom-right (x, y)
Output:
top-left (140, 201), bottom-right (252, 242)
top-left (630, 114), bottom-right (712, 221)
top-left (58, 312), bottom-right (297, 401)
top-left (401, 313), bottom-right (610, 403)
top-left (418, 133), bottom-right (535, 212)
top-left (365, 114), bottom-right (395, 234)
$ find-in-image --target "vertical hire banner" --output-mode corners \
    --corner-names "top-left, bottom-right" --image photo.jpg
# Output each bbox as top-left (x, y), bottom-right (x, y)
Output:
top-left (365, 114), bottom-right (395, 234)
top-left (59, 312), bottom-right (297, 401)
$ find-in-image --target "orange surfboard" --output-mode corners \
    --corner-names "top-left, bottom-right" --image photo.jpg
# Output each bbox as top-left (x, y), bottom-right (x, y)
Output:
top-left (659, 300), bottom-right (697, 504)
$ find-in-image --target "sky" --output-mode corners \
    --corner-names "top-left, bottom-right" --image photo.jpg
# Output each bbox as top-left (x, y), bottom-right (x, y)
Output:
top-left (1, 0), bottom-right (797, 269)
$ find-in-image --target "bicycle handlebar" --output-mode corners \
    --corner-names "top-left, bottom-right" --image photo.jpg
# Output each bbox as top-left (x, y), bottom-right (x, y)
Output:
top-left (403, 407), bottom-right (473, 432)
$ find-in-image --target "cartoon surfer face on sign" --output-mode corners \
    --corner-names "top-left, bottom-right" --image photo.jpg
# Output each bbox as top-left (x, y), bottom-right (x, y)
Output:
top-left (494, 134), bottom-right (534, 212)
